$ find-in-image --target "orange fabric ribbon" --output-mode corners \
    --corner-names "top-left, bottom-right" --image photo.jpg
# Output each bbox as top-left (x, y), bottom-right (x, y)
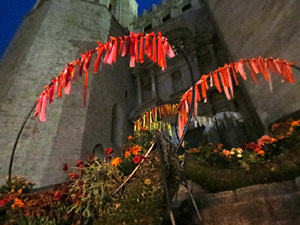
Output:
top-left (177, 57), bottom-right (295, 139)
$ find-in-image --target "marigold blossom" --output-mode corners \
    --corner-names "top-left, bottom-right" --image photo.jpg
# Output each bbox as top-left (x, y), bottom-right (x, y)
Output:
top-left (111, 157), bottom-right (122, 167)
top-left (257, 150), bottom-right (265, 155)
top-left (12, 198), bottom-right (24, 208)
top-left (188, 148), bottom-right (200, 153)
top-left (128, 135), bottom-right (134, 140)
top-left (291, 120), bottom-right (300, 127)
top-left (130, 145), bottom-right (142, 155)
top-left (222, 150), bottom-right (231, 157)
top-left (257, 135), bottom-right (277, 146)
top-left (125, 151), bottom-right (131, 158)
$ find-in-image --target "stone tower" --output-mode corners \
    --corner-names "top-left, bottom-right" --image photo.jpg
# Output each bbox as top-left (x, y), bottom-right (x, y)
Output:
top-left (0, 0), bottom-right (137, 187)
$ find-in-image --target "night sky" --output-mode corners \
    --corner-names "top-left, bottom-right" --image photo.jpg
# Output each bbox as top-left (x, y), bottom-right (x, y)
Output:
top-left (0, 0), bottom-right (162, 59)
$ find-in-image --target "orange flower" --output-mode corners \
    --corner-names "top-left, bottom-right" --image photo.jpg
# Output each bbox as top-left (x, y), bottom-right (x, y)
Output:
top-left (125, 151), bottom-right (131, 158)
top-left (130, 145), bottom-right (142, 155)
top-left (111, 157), bottom-right (121, 167)
top-left (128, 135), bottom-right (134, 140)
top-left (12, 198), bottom-right (24, 209)
top-left (291, 120), bottom-right (300, 127)
top-left (257, 135), bottom-right (277, 146)
top-left (257, 150), bottom-right (265, 155)
top-left (188, 148), bottom-right (200, 154)
top-left (222, 150), bottom-right (231, 157)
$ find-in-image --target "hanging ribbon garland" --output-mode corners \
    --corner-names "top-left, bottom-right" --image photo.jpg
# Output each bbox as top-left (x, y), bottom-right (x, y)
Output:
top-left (134, 104), bottom-right (178, 136)
top-left (177, 57), bottom-right (295, 140)
top-left (34, 32), bottom-right (175, 121)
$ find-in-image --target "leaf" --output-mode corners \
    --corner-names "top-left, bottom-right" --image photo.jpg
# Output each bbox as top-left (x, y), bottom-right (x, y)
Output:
top-left (240, 161), bottom-right (250, 171)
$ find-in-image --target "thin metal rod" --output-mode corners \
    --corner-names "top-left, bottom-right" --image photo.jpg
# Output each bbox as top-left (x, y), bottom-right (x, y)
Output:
top-left (157, 140), bottom-right (176, 225)
top-left (112, 142), bottom-right (155, 195)
top-left (183, 180), bottom-right (203, 224)
top-left (168, 41), bottom-right (196, 150)
top-left (291, 64), bottom-right (300, 72)
top-left (8, 102), bottom-right (37, 182)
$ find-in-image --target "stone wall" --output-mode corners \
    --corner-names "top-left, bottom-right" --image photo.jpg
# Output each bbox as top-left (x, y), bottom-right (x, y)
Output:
top-left (81, 16), bottom-right (134, 159)
top-left (0, 0), bottom-right (133, 187)
top-left (203, 0), bottom-right (300, 129)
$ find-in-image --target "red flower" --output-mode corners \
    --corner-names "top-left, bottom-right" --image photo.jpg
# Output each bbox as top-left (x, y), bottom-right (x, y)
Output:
top-left (62, 163), bottom-right (68, 172)
top-left (132, 155), bottom-right (141, 164)
top-left (105, 147), bottom-right (113, 156)
top-left (54, 191), bottom-right (62, 201)
top-left (76, 160), bottom-right (84, 168)
top-left (69, 173), bottom-right (79, 179)
top-left (244, 142), bottom-right (261, 152)
top-left (88, 154), bottom-right (95, 163)
top-left (0, 198), bottom-right (10, 207)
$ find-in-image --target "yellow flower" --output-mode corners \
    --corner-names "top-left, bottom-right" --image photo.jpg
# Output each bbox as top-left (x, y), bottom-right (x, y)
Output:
top-left (178, 154), bottom-right (185, 160)
top-left (231, 148), bottom-right (243, 158)
top-left (111, 157), bottom-right (121, 167)
top-left (17, 189), bottom-right (22, 194)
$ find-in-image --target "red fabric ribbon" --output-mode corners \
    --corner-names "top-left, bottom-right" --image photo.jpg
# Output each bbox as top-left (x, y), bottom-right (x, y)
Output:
top-left (94, 43), bottom-right (104, 74)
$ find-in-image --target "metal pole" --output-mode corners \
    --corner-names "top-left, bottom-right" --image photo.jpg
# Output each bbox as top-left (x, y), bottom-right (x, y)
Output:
top-left (8, 102), bottom-right (37, 182)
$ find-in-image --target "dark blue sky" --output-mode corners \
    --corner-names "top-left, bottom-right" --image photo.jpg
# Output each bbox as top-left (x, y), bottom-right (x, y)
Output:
top-left (0, 0), bottom-right (162, 59)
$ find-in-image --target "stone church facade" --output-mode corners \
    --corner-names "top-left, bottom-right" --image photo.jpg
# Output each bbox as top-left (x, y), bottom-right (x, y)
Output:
top-left (0, 0), bottom-right (299, 187)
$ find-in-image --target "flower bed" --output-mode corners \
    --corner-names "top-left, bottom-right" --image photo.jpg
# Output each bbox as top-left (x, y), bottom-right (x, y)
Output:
top-left (0, 131), bottom-right (179, 225)
top-left (184, 119), bottom-right (300, 192)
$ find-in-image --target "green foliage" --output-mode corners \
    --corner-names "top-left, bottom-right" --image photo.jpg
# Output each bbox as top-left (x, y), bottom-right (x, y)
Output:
top-left (95, 153), bottom-right (166, 225)
top-left (185, 126), bottom-right (300, 192)
top-left (68, 160), bottom-right (123, 223)
top-left (128, 130), bottom-right (155, 150)
top-left (118, 156), bottom-right (136, 176)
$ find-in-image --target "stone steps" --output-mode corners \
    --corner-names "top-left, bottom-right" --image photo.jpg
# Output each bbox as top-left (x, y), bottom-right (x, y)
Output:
top-left (171, 178), bottom-right (300, 225)
top-left (200, 179), bottom-right (298, 209)
top-left (201, 191), bottom-right (300, 225)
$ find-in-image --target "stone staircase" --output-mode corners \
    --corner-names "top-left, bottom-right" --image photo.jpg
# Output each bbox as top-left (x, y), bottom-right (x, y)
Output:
top-left (171, 178), bottom-right (300, 225)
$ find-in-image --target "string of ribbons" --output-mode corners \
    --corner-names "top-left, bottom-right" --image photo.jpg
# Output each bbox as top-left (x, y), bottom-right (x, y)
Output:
top-left (134, 104), bottom-right (178, 136)
top-left (177, 57), bottom-right (295, 140)
top-left (34, 32), bottom-right (175, 121)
